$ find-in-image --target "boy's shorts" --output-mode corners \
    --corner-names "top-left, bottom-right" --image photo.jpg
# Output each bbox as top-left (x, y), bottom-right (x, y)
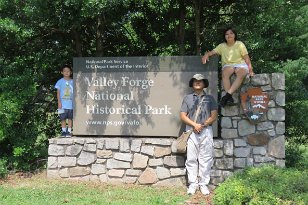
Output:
top-left (59, 109), bottom-right (73, 120)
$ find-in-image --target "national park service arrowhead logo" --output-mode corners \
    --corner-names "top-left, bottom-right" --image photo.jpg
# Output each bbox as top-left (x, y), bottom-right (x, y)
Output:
top-left (240, 87), bottom-right (269, 123)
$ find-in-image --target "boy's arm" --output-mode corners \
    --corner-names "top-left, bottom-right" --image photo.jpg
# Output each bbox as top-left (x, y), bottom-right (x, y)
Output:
top-left (180, 112), bottom-right (203, 133)
top-left (203, 110), bottom-right (218, 126)
top-left (57, 89), bottom-right (62, 109)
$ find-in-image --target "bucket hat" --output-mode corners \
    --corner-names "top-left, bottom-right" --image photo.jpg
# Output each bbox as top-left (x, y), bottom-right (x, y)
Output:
top-left (189, 73), bottom-right (209, 88)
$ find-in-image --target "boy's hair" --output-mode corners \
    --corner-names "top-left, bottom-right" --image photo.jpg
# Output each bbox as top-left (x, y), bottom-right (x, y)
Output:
top-left (223, 27), bottom-right (237, 42)
top-left (61, 64), bottom-right (72, 72)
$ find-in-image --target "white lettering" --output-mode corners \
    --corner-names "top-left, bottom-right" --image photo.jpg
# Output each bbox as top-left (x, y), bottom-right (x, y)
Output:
top-left (85, 91), bottom-right (134, 101)
top-left (121, 77), bottom-right (154, 89)
top-left (84, 77), bottom-right (119, 89)
top-left (86, 105), bottom-right (141, 114)
top-left (144, 105), bottom-right (172, 115)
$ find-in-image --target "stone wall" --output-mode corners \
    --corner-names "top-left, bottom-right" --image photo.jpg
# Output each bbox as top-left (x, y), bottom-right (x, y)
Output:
top-left (215, 73), bottom-right (286, 185)
top-left (48, 137), bottom-right (187, 186)
top-left (47, 73), bottom-right (285, 189)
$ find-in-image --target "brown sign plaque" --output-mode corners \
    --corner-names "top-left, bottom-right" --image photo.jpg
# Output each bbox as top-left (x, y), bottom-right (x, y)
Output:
top-left (240, 87), bottom-right (270, 123)
top-left (73, 56), bottom-right (218, 136)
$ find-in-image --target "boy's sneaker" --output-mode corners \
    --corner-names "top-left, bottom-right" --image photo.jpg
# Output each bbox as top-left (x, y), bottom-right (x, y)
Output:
top-left (200, 185), bottom-right (210, 195)
top-left (66, 132), bottom-right (72, 137)
top-left (60, 131), bottom-right (66, 137)
top-left (187, 184), bottom-right (197, 195)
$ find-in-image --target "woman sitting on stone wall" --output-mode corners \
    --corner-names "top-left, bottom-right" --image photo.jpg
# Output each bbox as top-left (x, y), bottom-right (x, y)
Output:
top-left (202, 27), bottom-right (254, 107)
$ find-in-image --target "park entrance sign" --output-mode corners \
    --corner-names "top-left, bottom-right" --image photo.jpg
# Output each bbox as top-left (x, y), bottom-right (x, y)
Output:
top-left (73, 56), bottom-right (218, 136)
top-left (240, 87), bottom-right (270, 123)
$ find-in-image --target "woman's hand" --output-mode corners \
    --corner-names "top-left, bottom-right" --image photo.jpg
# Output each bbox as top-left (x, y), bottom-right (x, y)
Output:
top-left (202, 54), bottom-right (209, 64)
top-left (202, 50), bottom-right (217, 64)
top-left (249, 67), bottom-right (255, 76)
top-left (244, 55), bottom-right (254, 76)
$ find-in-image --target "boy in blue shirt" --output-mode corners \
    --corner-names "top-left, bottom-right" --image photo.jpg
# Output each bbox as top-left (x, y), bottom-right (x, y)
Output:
top-left (55, 65), bottom-right (73, 137)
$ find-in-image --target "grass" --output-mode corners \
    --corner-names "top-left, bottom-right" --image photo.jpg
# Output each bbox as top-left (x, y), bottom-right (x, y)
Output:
top-left (4, 165), bottom-right (307, 205)
top-left (213, 165), bottom-right (308, 205)
top-left (0, 172), bottom-right (213, 205)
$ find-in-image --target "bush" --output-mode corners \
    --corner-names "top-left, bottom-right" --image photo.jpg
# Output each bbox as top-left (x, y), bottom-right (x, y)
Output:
top-left (0, 158), bottom-right (8, 179)
top-left (286, 138), bottom-right (308, 170)
top-left (213, 165), bottom-right (308, 205)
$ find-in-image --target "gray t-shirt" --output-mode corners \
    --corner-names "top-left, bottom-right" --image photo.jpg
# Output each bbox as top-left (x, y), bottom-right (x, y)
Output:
top-left (180, 92), bottom-right (218, 131)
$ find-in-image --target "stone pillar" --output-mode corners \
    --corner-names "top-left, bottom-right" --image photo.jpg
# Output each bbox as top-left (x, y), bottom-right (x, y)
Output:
top-left (211, 73), bottom-right (285, 185)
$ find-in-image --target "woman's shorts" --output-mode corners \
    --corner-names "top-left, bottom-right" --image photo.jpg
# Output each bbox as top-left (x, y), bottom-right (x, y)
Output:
top-left (59, 109), bottom-right (73, 120)
top-left (222, 64), bottom-right (249, 74)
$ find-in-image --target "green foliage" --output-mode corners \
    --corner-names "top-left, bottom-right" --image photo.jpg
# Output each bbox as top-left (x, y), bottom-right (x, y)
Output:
top-left (0, 158), bottom-right (8, 179)
top-left (213, 165), bottom-right (308, 205)
top-left (278, 58), bottom-right (308, 134)
top-left (278, 57), bottom-right (308, 168)
top-left (286, 138), bottom-right (308, 170)
top-left (0, 0), bottom-right (307, 172)
top-left (229, 0), bottom-right (307, 73)
top-left (212, 178), bottom-right (254, 205)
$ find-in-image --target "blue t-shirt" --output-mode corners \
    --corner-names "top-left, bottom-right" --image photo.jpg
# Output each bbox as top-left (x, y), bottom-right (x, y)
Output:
top-left (55, 78), bottom-right (73, 110)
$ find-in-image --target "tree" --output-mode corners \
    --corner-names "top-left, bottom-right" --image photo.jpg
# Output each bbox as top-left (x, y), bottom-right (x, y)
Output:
top-left (0, 0), bottom-right (307, 171)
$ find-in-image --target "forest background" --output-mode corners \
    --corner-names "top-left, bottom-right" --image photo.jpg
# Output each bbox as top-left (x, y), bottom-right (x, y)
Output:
top-left (0, 0), bottom-right (307, 172)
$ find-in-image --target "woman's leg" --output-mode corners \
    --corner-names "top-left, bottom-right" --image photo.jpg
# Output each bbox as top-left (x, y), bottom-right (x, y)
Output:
top-left (220, 67), bottom-right (235, 106)
top-left (222, 66), bottom-right (235, 92)
top-left (227, 67), bottom-right (247, 94)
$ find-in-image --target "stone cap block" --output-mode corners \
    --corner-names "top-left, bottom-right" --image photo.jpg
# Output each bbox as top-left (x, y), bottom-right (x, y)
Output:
top-left (272, 73), bottom-right (285, 90)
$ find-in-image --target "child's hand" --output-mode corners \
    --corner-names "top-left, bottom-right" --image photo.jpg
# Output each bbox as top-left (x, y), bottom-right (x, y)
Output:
top-left (58, 102), bottom-right (62, 109)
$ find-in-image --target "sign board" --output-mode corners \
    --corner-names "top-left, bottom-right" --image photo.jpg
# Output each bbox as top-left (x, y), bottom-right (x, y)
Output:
top-left (73, 56), bottom-right (218, 136)
top-left (240, 87), bottom-right (269, 123)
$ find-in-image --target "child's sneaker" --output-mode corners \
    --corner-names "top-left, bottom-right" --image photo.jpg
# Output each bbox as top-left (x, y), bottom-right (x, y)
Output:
top-left (66, 132), bottom-right (72, 137)
top-left (60, 131), bottom-right (66, 137)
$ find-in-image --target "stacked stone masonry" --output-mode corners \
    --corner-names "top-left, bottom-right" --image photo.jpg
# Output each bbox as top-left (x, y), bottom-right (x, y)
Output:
top-left (47, 73), bottom-right (285, 188)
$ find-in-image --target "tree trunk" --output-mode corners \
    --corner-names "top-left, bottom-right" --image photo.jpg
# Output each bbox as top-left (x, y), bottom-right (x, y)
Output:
top-left (96, 14), bottom-right (104, 57)
top-left (71, 27), bottom-right (82, 57)
top-left (178, 0), bottom-right (186, 55)
top-left (193, 0), bottom-right (201, 55)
